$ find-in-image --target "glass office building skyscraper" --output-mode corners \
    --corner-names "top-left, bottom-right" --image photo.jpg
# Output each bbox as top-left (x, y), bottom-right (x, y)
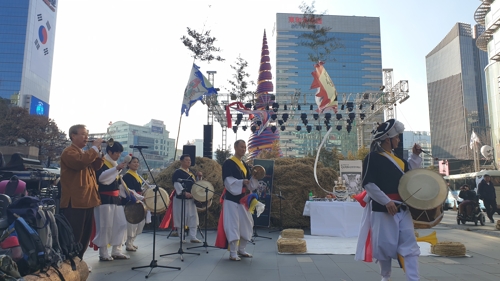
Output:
top-left (0, 0), bottom-right (57, 117)
top-left (426, 23), bottom-right (489, 160)
top-left (275, 14), bottom-right (383, 157)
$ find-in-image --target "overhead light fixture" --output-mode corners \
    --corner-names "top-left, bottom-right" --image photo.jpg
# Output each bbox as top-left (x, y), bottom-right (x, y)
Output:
top-left (336, 125), bottom-right (342, 131)
top-left (256, 120), bottom-right (262, 126)
top-left (347, 102), bottom-right (354, 112)
top-left (316, 125), bottom-right (322, 131)
top-left (313, 113), bottom-right (319, 120)
top-left (336, 114), bottom-right (343, 120)
top-left (278, 120), bottom-right (284, 126)
top-left (280, 125), bottom-right (286, 131)
top-left (242, 125), bottom-right (248, 131)
top-left (251, 126), bottom-right (257, 133)
top-left (306, 125), bottom-right (312, 133)
top-left (325, 113), bottom-right (331, 120)
top-left (271, 126), bottom-right (277, 133)
top-left (296, 125), bottom-right (302, 131)
top-left (282, 113), bottom-right (289, 122)
top-left (346, 125), bottom-right (352, 133)
top-left (232, 126), bottom-right (238, 133)
top-left (360, 113), bottom-right (366, 120)
top-left (348, 113), bottom-right (355, 120)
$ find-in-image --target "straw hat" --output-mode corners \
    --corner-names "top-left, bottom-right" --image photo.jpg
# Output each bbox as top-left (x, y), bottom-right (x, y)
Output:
top-left (398, 168), bottom-right (447, 210)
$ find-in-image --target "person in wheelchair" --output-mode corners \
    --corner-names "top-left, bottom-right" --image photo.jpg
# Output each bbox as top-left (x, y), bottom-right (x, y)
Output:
top-left (458, 184), bottom-right (478, 219)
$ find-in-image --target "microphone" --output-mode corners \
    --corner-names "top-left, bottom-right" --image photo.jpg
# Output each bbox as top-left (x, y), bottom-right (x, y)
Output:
top-left (177, 178), bottom-right (192, 183)
top-left (129, 145), bottom-right (149, 149)
top-left (123, 155), bottom-right (132, 164)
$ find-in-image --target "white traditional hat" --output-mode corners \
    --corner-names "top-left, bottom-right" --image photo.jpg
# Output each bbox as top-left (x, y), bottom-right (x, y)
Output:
top-left (398, 168), bottom-right (448, 210)
top-left (372, 119), bottom-right (405, 141)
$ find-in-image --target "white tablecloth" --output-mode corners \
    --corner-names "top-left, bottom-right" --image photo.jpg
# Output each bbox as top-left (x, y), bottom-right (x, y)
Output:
top-left (303, 201), bottom-right (363, 238)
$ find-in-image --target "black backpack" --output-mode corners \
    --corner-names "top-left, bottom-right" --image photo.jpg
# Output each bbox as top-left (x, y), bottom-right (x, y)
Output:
top-left (54, 214), bottom-right (81, 270)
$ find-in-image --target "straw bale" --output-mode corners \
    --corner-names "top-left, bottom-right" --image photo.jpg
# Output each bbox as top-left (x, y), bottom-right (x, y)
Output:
top-left (496, 220), bottom-right (500, 230)
top-left (272, 158), bottom-right (337, 228)
top-left (431, 241), bottom-right (466, 257)
top-left (149, 156), bottom-right (337, 230)
top-left (277, 238), bottom-right (307, 253)
top-left (281, 228), bottom-right (304, 238)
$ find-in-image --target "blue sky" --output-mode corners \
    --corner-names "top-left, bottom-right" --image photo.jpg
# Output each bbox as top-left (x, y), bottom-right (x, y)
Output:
top-left (49, 0), bottom-right (479, 150)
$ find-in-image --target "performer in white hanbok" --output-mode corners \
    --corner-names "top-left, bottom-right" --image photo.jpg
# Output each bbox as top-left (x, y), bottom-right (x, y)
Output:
top-left (215, 140), bottom-right (258, 261)
top-left (355, 119), bottom-right (422, 281)
top-left (122, 156), bottom-right (146, 251)
top-left (92, 141), bottom-right (129, 261)
top-left (172, 154), bottom-right (201, 243)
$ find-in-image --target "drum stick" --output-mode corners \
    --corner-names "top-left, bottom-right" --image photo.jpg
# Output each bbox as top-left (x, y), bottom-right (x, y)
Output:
top-left (397, 187), bottom-right (422, 209)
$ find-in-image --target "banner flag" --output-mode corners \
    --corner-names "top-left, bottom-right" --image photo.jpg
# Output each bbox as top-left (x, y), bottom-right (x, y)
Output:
top-left (181, 64), bottom-right (218, 116)
top-left (470, 131), bottom-right (481, 149)
top-left (311, 61), bottom-right (338, 113)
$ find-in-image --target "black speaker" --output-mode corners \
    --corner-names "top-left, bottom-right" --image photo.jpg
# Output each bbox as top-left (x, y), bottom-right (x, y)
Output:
top-left (182, 145), bottom-right (196, 166)
top-left (394, 133), bottom-right (404, 159)
top-left (203, 124), bottom-right (213, 159)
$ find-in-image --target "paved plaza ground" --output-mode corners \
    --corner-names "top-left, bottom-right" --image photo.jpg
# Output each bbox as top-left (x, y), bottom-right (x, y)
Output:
top-left (83, 212), bottom-right (500, 281)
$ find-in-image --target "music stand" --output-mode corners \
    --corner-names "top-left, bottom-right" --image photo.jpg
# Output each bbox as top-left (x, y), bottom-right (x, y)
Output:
top-left (160, 185), bottom-right (200, 261)
top-left (269, 190), bottom-right (285, 233)
top-left (187, 181), bottom-right (220, 253)
top-left (130, 147), bottom-right (180, 278)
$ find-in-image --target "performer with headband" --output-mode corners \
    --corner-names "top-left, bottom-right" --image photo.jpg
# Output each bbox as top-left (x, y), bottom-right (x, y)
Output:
top-left (92, 141), bottom-right (130, 261)
top-left (215, 140), bottom-right (258, 261)
top-left (122, 156), bottom-right (146, 251)
top-left (355, 119), bottom-right (422, 281)
top-left (171, 154), bottom-right (202, 243)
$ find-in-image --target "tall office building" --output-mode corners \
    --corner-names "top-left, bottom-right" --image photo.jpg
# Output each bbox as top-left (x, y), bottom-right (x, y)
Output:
top-left (0, 0), bottom-right (57, 116)
top-left (475, 0), bottom-right (500, 168)
top-left (426, 23), bottom-right (489, 160)
top-left (275, 14), bottom-right (383, 157)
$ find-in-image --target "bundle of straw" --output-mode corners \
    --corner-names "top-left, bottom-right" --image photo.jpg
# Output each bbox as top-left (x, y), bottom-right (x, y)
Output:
top-left (431, 242), bottom-right (466, 256)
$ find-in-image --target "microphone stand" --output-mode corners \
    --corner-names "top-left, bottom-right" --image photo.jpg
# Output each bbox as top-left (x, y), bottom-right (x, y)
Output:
top-left (131, 147), bottom-right (180, 277)
top-left (269, 190), bottom-right (286, 233)
top-left (187, 180), bottom-right (221, 253)
top-left (160, 184), bottom-right (200, 261)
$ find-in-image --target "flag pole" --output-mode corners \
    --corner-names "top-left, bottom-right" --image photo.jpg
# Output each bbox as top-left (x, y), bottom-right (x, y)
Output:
top-left (173, 114), bottom-right (183, 160)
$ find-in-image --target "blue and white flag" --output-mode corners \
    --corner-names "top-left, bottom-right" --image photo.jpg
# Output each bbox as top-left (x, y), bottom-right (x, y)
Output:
top-left (181, 64), bottom-right (218, 116)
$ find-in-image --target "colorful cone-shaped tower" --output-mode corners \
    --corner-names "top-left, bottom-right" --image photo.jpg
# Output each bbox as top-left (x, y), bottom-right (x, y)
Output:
top-left (247, 30), bottom-right (282, 159)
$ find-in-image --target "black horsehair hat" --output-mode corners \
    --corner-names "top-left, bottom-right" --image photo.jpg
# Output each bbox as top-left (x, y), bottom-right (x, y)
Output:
top-left (372, 119), bottom-right (396, 141)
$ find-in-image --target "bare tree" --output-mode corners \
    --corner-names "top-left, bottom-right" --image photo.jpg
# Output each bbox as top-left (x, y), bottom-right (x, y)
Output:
top-left (226, 55), bottom-right (256, 101)
top-left (180, 28), bottom-right (225, 63)
top-left (298, 1), bottom-right (343, 63)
